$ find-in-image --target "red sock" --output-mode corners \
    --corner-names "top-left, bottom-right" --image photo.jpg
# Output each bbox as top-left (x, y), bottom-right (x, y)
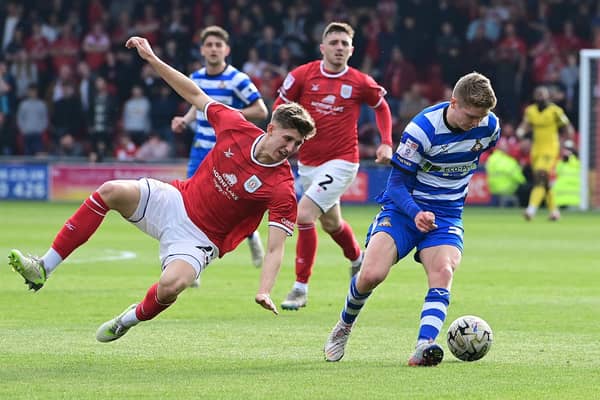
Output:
top-left (51, 191), bottom-right (109, 259)
top-left (295, 223), bottom-right (318, 284)
top-left (330, 220), bottom-right (361, 261)
top-left (135, 283), bottom-right (175, 321)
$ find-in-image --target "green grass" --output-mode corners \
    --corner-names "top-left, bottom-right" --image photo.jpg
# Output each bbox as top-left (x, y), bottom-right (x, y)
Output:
top-left (0, 202), bottom-right (599, 399)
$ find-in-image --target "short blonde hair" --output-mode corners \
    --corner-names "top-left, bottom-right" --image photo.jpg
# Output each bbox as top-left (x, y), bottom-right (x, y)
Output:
top-left (452, 72), bottom-right (497, 110)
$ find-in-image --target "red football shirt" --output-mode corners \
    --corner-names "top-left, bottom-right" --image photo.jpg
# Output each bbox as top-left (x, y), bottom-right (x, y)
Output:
top-left (278, 60), bottom-right (386, 165)
top-left (172, 102), bottom-right (296, 256)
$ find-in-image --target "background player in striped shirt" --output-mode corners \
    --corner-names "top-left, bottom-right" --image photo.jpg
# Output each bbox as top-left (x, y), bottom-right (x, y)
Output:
top-left (171, 26), bottom-right (269, 270)
top-left (273, 22), bottom-right (393, 311)
top-left (516, 86), bottom-right (575, 221)
top-left (324, 72), bottom-right (499, 366)
top-left (9, 36), bottom-right (315, 343)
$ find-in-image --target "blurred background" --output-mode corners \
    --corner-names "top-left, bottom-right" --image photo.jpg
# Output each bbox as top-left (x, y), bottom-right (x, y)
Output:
top-left (0, 0), bottom-right (595, 209)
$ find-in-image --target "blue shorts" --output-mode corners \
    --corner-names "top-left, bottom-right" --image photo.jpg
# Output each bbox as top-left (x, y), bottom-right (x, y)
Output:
top-left (365, 207), bottom-right (464, 264)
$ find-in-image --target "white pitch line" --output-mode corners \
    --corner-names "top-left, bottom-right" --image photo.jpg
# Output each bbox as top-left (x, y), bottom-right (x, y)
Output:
top-left (64, 250), bottom-right (138, 264)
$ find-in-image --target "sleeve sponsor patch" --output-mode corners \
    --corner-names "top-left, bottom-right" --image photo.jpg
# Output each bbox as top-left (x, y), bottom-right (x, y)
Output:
top-left (397, 138), bottom-right (419, 161)
top-left (282, 73), bottom-right (295, 91)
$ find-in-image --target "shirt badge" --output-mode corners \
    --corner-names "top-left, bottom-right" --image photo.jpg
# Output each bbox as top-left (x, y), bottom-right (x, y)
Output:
top-left (470, 139), bottom-right (483, 152)
top-left (224, 148), bottom-right (234, 158)
top-left (378, 217), bottom-right (392, 227)
top-left (244, 175), bottom-right (263, 193)
top-left (340, 84), bottom-right (352, 99)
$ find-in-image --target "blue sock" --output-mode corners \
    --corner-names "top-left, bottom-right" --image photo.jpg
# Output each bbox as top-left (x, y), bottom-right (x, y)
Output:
top-left (340, 275), bottom-right (372, 325)
top-left (417, 288), bottom-right (450, 345)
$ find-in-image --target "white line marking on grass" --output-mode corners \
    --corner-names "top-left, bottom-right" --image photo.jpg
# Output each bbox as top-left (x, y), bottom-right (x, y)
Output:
top-left (64, 250), bottom-right (137, 264)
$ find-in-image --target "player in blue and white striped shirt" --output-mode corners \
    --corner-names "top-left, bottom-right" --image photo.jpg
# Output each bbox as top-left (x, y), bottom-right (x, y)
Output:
top-left (171, 26), bottom-right (268, 269)
top-left (324, 72), bottom-right (500, 366)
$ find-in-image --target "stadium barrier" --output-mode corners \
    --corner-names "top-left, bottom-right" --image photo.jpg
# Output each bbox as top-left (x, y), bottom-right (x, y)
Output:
top-left (0, 160), bottom-right (492, 205)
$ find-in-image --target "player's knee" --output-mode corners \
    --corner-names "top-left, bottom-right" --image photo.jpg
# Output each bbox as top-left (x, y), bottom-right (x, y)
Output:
top-left (358, 265), bottom-right (387, 289)
top-left (432, 264), bottom-right (454, 286)
top-left (297, 210), bottom-right (318, 226)
top-left (157, 278), bottom-right (188, 302)
top-left (321, 219), bottom-right (340, 234)
top-left (96, 180), bottom-right (121, 205)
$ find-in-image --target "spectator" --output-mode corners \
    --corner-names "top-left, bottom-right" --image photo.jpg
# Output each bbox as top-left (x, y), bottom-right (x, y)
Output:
top-left (554, 141), bottom-right (581, 209)
top-left (466, 23), bottom-right (494, 77)
top-left (135, 132), bottom-right (170, 162)
top-left (255, 25), bottom-right (282, 65)
top-left (150, 84), bottom-right (178, 151)
top-left (4, 26), bottom-right (25, 64)
top-left (51, 83), bottom-right (83, 153)
top-left (435, 21), bottom-right (464, 86)
top-left (82, 22), bottom-right (111, 71)
top-left (485, 139), bottom-right (527, 207)
top-left (0, 59), bottom-right (16, 119)
top-left (398, 83), bottom-right (430, 132)
top-left (559, 52), bottom-right (579, 119)
top-left (135, 4), bottom-right (160, 45)
top-left (56, 133), bottom-right (84, 158)
top-left (0, 110), bottom-right (16, 155)
top-left (110, 10), bottom-right (134, 45)
top-left (9, 49), bottom-right (38, 100)
top-left (77, 61), bottom-right (96, 113)
top-left (113, 48), bottom-right (137, 104)
top-left (382, 47), bottom-right (417, 112)
top-left (230, 16), bottom-right (257, 67)
top-left (17, 84), bottom-right (49, 155)
top-left (122, 85), bottom-right (151, 146)
top-left (25, 21), bottom-right (51, 91)
top-left (114, 134), bottom-right (137, 161)
top-left (50, 24), bottom-right (80, 74)
top-left (1, 2), bottom-right (23, 52)
top-left (88, 76), bottom-right (117, 162)
top-left (243, 47), bottom-right (269, 81)
top-left (466, 5), bottom-right (501, 43)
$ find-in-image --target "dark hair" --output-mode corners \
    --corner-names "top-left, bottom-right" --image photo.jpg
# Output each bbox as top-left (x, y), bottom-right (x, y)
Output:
top-left (271, 103), bottom-right (316, 139)
top-left (200, 25), bottom-right (229, 45)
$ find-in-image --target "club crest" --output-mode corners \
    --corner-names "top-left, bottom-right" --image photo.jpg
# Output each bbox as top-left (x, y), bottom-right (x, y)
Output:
top-left (378, 217), bottom-right (392, 227)
top-left (244, 175), bottom-right (263, 193)
top-left (340, 84), bottom-right (352, 99)
top-left (471, 139), bottom-right (483, 152)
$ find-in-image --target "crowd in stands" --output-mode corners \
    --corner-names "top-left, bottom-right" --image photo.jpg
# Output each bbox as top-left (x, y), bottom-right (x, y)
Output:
top-left (0, 0), bottom-right (592, 170)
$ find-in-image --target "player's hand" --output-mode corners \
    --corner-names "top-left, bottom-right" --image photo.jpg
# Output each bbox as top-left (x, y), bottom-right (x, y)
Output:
top-left (171, 116), bottom-right (187, 133)
top-left (414, 211), bottom-right (438, 233)
top-left (375, 144), bottom-right (393, 165)
top-left (255, 293), bottom-right (279, 315)
top-left (125, 36), bottom-right (156, 62)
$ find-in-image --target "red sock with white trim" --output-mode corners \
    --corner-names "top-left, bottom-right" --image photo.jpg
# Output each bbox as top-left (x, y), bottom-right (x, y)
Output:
top-left (49, 191), bottom-right (109, 263)
top-left (135, 283), bottom-right (175, 321)
top-left (329, 220), bottom-right (361, 261)
top-left (295, 223), bottom-right (318, 284)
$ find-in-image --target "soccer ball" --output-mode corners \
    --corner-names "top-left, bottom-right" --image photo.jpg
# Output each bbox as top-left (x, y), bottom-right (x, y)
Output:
top-left (447, 315), bottom-right (493, 361)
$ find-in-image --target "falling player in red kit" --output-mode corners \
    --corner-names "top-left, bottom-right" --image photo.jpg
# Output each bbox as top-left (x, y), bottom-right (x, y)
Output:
top-left (8, 36), bottom-right (315, 343)
top-left (273, 22), bottom-right (393, 310)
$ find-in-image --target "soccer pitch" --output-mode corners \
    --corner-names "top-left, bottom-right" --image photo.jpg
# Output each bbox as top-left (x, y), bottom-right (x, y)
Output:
top-left (1, 202), bottom-right (598, 399)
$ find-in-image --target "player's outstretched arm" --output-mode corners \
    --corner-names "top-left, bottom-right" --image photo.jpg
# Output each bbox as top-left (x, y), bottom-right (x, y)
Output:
top-left (125, 36), bottom-right (212, 112)
top-left (255, 226), bottom-right (288, 315)
top-left (241, 99), bottom-right (268, 122)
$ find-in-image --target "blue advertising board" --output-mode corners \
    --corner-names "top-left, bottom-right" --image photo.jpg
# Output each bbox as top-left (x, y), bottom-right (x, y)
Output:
top-left (0, 164), bottom-right (49, 200)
